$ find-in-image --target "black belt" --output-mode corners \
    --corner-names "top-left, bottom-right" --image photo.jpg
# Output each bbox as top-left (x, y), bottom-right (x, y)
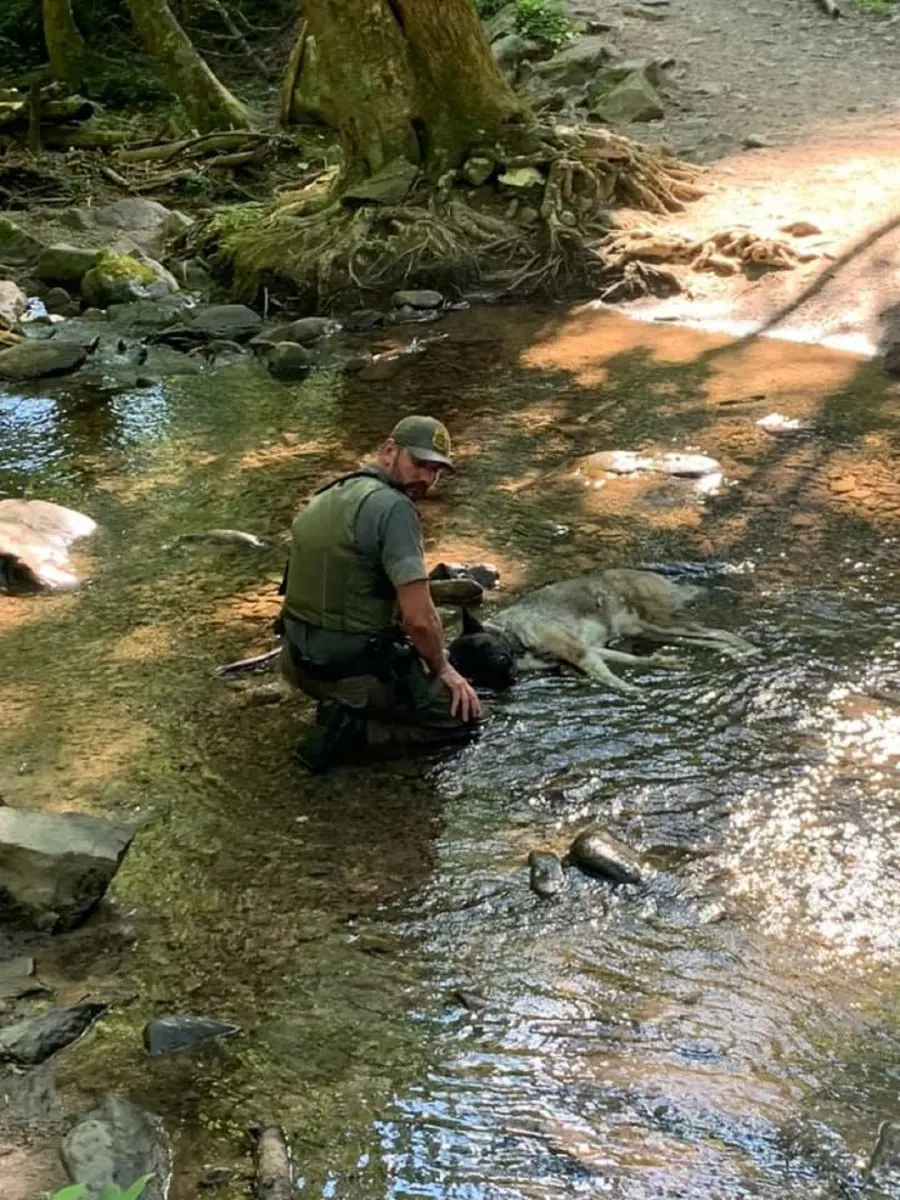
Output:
top-left (284, 621), bottom-right (414, 683)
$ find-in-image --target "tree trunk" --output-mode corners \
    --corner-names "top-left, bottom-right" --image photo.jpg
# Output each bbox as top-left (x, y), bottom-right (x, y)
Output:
top-left (42, 0), bottom-right (87, 86)
top-left (284, 0), bottom-right (527, 181)
top-left (125, 0), bottom-right (250, 133)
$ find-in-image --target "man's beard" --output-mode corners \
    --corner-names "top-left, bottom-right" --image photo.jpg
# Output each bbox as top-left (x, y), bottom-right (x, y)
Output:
top-left (403, 481), bottom-right (429, 501)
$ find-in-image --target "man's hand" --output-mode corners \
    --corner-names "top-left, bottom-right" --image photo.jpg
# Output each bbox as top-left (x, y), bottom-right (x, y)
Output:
top-left (438, 662), bottom-right (482, 723)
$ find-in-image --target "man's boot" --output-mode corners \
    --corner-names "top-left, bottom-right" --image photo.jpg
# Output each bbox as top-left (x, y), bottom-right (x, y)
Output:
top-left (295, 703), bottom-right (365, 773)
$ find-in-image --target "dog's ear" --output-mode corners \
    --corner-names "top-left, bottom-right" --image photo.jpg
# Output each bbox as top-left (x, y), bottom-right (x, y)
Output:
top-left (461, 608), bottom-right (484, 635)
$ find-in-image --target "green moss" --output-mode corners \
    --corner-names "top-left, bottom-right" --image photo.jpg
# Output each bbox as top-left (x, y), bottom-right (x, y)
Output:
top-left (92, 250), bottom-right (157, 284)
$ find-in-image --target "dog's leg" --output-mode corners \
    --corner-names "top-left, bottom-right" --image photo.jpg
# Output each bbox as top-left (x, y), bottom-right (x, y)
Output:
top-left (531, 626), bottom-right (642, 695)
top-left (581, 650), bottom-right (644, 695)
top-left (593, 647), bottom-right (682, 669)
top-left (638, 622), bottom-right (760, 659)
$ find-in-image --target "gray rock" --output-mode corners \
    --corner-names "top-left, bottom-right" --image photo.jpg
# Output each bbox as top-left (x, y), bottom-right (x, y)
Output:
top-left (342, 157), bottom-right (419, 206)
top-left (588, 57), bottom-right (666, 100)
top-left (0, 1003), bottom-right (106, 1066)
top-left (868, 1121), bottom-right (900, 1188)
top-left (170, 258), bottom-right (212, 293)
top-left (1, 1060), bottom-right (63, 1125)
top-left (265, 317), bottom-right (337, 344)
top-left (35, 244), bottom-right (100, 286)
top-left (57, 207), bottom-right (95, 232)
top-left (255, 1126), bottom-right (292, 1200)
top-left (592, 67), bottom-right (664, 122)
top-left (532, 36), bottom-right (616, 88)
top-left (0, 279), bottom-right (27, 330)
top-left (62, 1093), bottom-right (172, 1200)
top-left (188, 303), bottom-right (262, 341)
top-left (107, 295), bottom-right (193, 331)
top-left (93, 198), bottom-right (171, 232)
top-left (266, 341), bottom-right (312, 381)
top-left (0, 956), bottom-right (51, 1001)
top-left (344, 308), bottom-right (385, 333)
top-left (568, 827), bottom-right (642, 884)
top-left (0, 339), bottom-right (87, 380)
top-left (44, 286), bottom-right (77, 317)
top-left (0, 217), bottom-right (43, 266)
top-left (391, 289), bottom-right (443, 310)
top-left (492, 33), bottom-right (541, 70)
top-left (528, 850), bottom-right (566, 898)
top-left (484, 2), bottom-right (518, 42)
top-left (143, 1013), bottom-right (241, 1056)
top-left (80, 307), bottom-right (108, 321)
top-left (462, 156), bottom-right (496, 187)
top-left (0, 806), bottom-right (134, 930)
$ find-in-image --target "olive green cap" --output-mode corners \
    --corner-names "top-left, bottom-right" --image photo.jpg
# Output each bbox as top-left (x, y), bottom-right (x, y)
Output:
top-left (390, 415), bottom-right (454, 470)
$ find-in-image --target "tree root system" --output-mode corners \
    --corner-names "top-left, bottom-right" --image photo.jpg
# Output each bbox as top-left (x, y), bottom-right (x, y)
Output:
top-left (185, 123), bottom-right (712, 310)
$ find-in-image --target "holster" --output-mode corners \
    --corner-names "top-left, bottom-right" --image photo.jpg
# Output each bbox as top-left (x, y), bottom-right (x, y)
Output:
top-left (288, 629), bottom-right (415, 686)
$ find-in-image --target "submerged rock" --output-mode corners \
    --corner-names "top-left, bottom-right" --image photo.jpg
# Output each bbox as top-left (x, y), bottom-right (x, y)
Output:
top-left (528, 850), bottom-right (567, 899)
top-left (143, 1013), bottom-right (241, 1056)
top-left (0, 1002), bottom-right (107, 1066)
top-left (255, 1126), bottom-right (293, 1200)
top-left (62, 1093), bottom-right (172, 1200)
top-left (0, 339), bottom-right (87, 380)
top-left (568, 827), bottom-right (642, 884)
top-left (0, 804), bottom-right (133, 928)
top-left (264, 316), bottom-right (338, 344)
top-left (266, 341), bottom-right (312, 381)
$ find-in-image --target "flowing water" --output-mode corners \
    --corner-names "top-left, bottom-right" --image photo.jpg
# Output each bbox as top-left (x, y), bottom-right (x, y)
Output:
top-left (1, 304), bottom-right (899, 1198)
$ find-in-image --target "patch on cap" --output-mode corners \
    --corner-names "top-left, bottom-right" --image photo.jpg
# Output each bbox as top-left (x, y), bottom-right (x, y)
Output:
top-left (432, 423), bottom-right (451, 456)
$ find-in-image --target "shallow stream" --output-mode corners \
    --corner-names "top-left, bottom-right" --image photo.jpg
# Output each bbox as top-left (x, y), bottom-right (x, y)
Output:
top-left (2, 303), bottom-right (899, 1198)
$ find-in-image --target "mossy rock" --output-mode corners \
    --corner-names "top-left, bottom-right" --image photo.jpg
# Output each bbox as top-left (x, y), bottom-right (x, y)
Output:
top-left (36, 244), bottom-right (101, 286)
top-left (80, 250), bottom-right (161, 308)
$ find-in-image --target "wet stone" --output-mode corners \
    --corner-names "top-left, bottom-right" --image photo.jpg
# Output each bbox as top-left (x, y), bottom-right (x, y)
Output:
top-left (0, 339), bottom-right (88, 380)
top-left (0, 1002), bottom-right (107, 1066)
top-left (62, 1093), bottom-right (172, 1200)
top-left (265, 316), bottom-right (338, 344)
top-left (266, 341), bottom-right (313, 381)
top-left (187, 303), bottom-right (262, 341)
top-left (0, 806), bottom-right (134, 930)
top-left (344, 308), bottom-right (385, 333)
top-left (568, 827), bottom-right (643, 884)
top-left (143, 1012), bottom-right (241, 1056)
top-left (528, 850), bottom-right (567, 899)
top-left (391, 289), bottom-right (443, 310)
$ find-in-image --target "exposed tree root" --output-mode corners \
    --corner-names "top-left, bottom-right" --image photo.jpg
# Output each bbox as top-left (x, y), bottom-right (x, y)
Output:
top-left (598, 224), bottom-right (821, 283)
top-left (187, 123), bottom-right (709, 310)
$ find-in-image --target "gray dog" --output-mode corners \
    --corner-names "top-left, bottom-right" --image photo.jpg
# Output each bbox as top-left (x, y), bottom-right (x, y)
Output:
top-left (448, 568), bottom-right (759, 695)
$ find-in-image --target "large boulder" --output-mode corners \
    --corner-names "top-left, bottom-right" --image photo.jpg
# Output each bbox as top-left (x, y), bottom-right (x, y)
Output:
top-left (0, 217), bottom-right (43, 267)
top-left (592, 67), bottom-right (664, 123)
top-left (35, 244), bottom-right (101, 287)
top-left (62, 1094), bottom-right (172, 1200)
top-left (0, 340), bottom-right (88, 381)
top-left (81, 251), bottom-right (170, 308)
top-left (531, 36), bottom-right (616, 89)
top-left (0, 1003), bottom-right (107, 1066)
top-left (0, 280), bottom-right (27, 331)
top-left (0, 806), bottom-right (133, 929)
top-left (93, 197), bottom-right (171, 232)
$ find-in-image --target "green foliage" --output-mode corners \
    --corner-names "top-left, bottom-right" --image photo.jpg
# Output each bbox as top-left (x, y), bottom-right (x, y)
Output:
top-left (48, 1177), bottom-right (152, 1200)
top-left (474, 0), bottom-right (573, 47)
top-left (854, 0), bottom-right (896, 10)
top-left (513, 0), bottom-right (573, 46)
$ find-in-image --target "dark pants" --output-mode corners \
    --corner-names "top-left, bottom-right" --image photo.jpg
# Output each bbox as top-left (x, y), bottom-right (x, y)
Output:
top-left (279, 642), bottom-right (477, 754)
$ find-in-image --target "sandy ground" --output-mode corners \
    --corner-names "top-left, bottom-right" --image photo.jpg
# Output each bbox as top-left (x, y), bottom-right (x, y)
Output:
top-left (569, 0), bottom-right (900, 351)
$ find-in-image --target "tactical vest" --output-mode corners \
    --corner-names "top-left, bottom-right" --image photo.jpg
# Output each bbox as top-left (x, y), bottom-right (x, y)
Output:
top-left (283, 470), bottom-right (404, 634)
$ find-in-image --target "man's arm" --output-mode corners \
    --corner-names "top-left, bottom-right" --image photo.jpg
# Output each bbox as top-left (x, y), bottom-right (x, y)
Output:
top-left (396, 581), bottom-right (482, 723)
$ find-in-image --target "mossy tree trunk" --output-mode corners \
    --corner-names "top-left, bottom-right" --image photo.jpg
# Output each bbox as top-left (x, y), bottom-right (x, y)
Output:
top-left (283, 0), bottom-right (528, 182)
top-left (42, 0), bottom-right (87, 86)
top-left (125, 0), bottom-right (250, 132)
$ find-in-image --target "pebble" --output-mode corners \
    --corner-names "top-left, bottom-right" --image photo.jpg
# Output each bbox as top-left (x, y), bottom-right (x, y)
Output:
top-left (528, 850), bottom-right (567, 899)
top-left (568, 828), bottom-right (642, 885)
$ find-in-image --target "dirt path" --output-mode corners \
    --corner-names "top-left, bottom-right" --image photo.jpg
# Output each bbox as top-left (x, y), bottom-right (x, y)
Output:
top-left (568, 0), bottom-right (900, 351)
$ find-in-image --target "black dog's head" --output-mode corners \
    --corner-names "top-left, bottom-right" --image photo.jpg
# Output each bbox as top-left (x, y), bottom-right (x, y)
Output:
top-left (448, 609), bottom-right (518, 691)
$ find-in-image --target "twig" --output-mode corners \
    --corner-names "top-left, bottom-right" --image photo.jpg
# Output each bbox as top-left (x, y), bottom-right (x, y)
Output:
top-left (100, 165), bottom-right (135, 192)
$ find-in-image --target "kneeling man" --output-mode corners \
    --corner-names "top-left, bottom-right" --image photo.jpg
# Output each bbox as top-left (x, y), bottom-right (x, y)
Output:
top-left (279, 415), bottom-right (482, 771)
